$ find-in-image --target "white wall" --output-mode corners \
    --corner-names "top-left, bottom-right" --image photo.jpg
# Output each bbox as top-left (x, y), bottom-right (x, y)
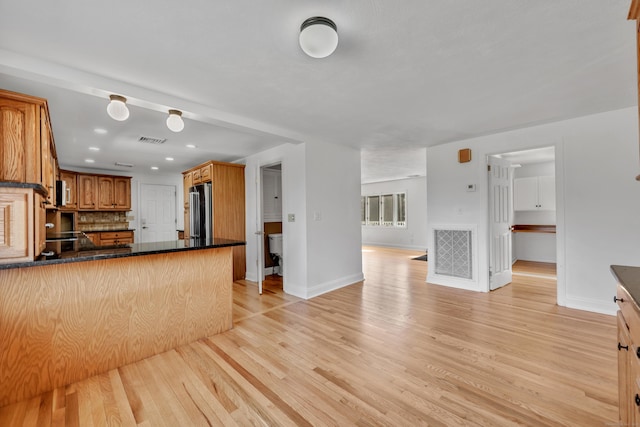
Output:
top-left (427, 107), bottom-right (640, 315)
top-left (243, 141), bottom-right (363, 299)
top-left (59, 166), bottom-right (183, 242)
top-left (361, 177), bottom-right (427, 251)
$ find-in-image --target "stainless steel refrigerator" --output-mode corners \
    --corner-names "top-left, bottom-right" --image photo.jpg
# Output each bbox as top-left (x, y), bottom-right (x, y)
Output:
top-left (189, 182), bottom-right (212, 241)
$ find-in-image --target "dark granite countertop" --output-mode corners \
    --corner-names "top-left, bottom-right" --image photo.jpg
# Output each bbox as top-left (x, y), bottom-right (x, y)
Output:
top-left (611, 265), bottom-right (640, 310)
top-left (0, 238), bottom-right (245, 270)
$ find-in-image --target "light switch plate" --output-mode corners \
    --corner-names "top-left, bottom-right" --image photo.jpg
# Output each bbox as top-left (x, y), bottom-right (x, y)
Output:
top-left (288, 213), bottom-right (295, 222)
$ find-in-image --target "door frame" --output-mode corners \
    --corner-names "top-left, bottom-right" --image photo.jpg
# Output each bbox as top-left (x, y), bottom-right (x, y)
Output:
top-left (257, 160), bottom-right (285, 294)
top-left (485, 143), bottom-right (565, 306)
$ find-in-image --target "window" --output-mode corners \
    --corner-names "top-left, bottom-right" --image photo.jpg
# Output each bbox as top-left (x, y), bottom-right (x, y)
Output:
top-left (361, 192), bottom-right (407, 228)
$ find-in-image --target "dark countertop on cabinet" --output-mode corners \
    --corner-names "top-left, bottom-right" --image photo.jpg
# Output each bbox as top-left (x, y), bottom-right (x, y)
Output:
top-left (611, 265), bottom-right (640, 309)
top-left (0, 238), bottom-right (245, 270)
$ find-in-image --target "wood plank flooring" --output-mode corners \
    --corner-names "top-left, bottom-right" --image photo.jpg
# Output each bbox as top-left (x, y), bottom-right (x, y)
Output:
top-left (0, 246), bottom-right (617, 426)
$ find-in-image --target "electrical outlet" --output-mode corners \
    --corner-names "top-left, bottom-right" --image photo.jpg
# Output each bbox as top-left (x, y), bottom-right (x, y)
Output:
top-left (288, 213), bottom-right (295, 222)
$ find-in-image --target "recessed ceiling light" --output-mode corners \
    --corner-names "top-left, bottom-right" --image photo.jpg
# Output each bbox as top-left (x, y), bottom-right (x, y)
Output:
top-left (151, 166), bottom-right (159, 170)
top-left (93, 128), bottom-right (108, 135)
top-left (89, 147), bottom-right (100, 151)
top-left (85, 159), bottom-right (95, 163)
top-left (186, 144), bottom-right (197, 149)
top-left (165, 157), bottom-right (174, 161)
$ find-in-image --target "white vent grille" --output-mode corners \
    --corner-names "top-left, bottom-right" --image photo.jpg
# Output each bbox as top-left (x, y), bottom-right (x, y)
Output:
top-left (434, 229), bottom-right (473, 279)
top-left (138, 135), bottom-right (167, 144)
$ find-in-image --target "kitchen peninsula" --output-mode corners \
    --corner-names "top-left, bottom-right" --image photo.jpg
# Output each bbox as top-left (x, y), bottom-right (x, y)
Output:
top-left (0, 237), bottom-right (245, 407)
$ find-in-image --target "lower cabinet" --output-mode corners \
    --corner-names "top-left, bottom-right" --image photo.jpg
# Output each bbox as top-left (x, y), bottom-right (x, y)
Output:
top-left (0, 187), bottom-right (46, 264)
top-left (83, 230), bottom-right (134, 246)
top-left (617, 284), bottom-right (640, 425)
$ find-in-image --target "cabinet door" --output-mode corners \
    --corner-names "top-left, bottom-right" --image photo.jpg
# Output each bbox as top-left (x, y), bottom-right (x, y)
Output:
top-left (78, 174), bottom-right (98, 210)
top-left (0, 188), bottom-right (35, 263)
top-left (200, 164), bottom-right (212, 183)
top-left (538, 176), bottom-right (556, 210)
top-left (183, 172), bottom-right (193, 208)
top-left (0, 98), bottom-right (38, 183)
top-left (619, 312), bottom-right (634, 426)
top-left (513, 177), bottom-right (538, 211)
top-left (60, 171), bottom-right (77, 210)
top-left (192, 169), bottom-right (202, 184)
top-left (34, 194), bottom-right (46, 256)
top-left (97, 177), bottom-right (115, 210)
top-left (113, 177), bottom-right (131, 210)
top-left (41, 109), bottom-right (56, 207)
top-left (84, 232), bottom-right (100, 246)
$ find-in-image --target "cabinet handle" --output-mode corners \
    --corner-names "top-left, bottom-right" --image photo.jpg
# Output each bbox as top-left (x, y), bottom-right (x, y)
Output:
top-left (635, 394), bottom-right (640, 406)
top-left (614, 296), bottom-right (624, 303)
top-left (619, 342), bottom-right (629, 351)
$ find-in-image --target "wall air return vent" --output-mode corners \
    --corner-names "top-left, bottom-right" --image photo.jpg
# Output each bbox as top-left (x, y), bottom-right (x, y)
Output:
top-left (138, 135), bottom-right (167, 145)
top-left (115, 162), bottom-right (134, 168)
top-left (433, 228), bottom-right (473, 280)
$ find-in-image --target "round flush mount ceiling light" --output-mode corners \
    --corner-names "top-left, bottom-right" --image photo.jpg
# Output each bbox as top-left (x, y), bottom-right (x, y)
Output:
top-left (166, 109), bottom-right (184, 132)
top-left (299, 17), bottom-right (338, 58)
top-left (106, 95), bottom-right (129, 121)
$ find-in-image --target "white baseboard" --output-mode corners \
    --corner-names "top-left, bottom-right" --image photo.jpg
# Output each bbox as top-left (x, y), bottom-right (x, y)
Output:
top-left (244, 272), bottom-right (257, 282)
top-left (426, 273), bottom-right (481, 292)
top-left (563, 295), bottom-right (617, 316)
top-left (362, 242), bottom-right (426, 251)
top-left (305, 272), bottom-right (365, 299)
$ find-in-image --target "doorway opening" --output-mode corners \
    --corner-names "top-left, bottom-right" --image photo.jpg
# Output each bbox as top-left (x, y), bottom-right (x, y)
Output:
top-left (488, 146), bottom-right (557, 291)
top-left (260, 163), bottom-right (283, 292)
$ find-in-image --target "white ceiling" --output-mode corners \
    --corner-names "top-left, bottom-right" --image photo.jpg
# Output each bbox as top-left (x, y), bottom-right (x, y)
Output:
top-left (0, 1), bottom-right (636, 182)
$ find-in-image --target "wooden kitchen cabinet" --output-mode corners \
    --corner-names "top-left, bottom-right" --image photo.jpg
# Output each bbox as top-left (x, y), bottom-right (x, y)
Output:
top-left (78, 173), bottom-right (130, 211)
top-left (78, 174), bottom-right (98, 210)
top-left (183, 172), bottom-right (193, 239)
top-left (59, 170), bottom-right (77, 210)
top-left (618, 311), bottom-right (634, 426)
top-left (0, 90), bottom-right (58, 204)
top-left (182, 160), bottom-right (246, 280)
top-left (98, 230), bottom-right (134, 245)
top-left (0, 187), bottom-right (46, 264)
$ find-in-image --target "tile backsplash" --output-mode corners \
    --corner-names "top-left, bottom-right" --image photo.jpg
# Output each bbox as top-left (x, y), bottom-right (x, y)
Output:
top-left (77, 212), bottom-right (130, 231)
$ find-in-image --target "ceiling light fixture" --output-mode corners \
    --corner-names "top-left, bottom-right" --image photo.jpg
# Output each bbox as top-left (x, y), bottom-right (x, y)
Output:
top-left (151, 166), bottom-right (159, 170)
top-left (299, 17), bottom-right (338, 58)
top-left (166, 109), bottom-right (184, 132)
top-left (106, 95), bottom-right (129, 121)
top-left (165, 157), bottom-right (174, 161)
top-left (186, 144), bottom-right (197, 149)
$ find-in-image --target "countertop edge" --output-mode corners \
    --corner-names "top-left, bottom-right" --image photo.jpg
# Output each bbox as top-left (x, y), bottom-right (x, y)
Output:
top-left (611, 265), bottom-right (640, 313)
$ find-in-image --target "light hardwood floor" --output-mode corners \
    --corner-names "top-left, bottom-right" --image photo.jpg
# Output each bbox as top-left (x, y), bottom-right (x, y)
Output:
top-left (0, 247), bottom-right (617, 426)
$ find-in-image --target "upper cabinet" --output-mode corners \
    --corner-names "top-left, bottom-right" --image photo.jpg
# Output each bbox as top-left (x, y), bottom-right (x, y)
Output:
top-left (0, 89), bottom-right (58, 204)
top-left (514, 176), bottom-right (555, 211)
top-left (78, 174), bottom-right (98, 210)
top-left (81, 174), bottom-right (131, 211)
top-left (59, 170), bottom-right (77, 210)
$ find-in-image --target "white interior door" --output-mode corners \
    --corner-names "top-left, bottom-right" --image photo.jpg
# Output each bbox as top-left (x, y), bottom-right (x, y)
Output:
top-left (140, 184), bottom-right (177, 243)
top-left (489, 156), bottom-right (513, 290)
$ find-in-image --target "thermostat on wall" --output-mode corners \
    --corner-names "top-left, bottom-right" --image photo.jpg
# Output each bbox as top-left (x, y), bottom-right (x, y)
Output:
top-left (466, 184), bottom-right (476, 192)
